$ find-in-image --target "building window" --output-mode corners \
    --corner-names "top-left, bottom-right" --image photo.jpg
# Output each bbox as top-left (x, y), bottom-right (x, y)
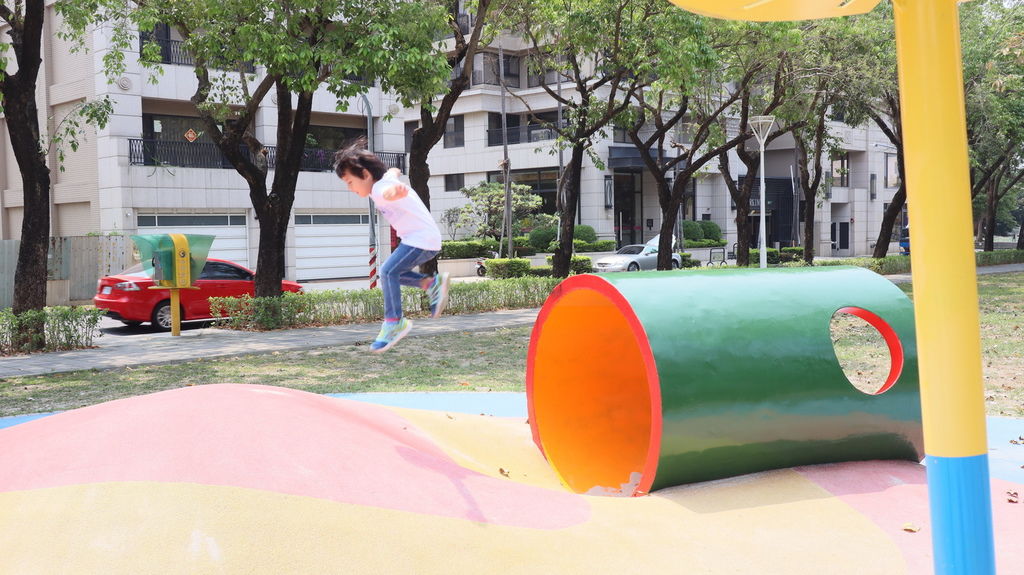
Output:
top-left (294, 214), bottom-right (368, 225)
top-left (613, 126), bottom-right (629, 143)
top-left (444, 174), bottom-right (465, 192)
top-left (488, 167), bottom-right (559, 214)
top-left (488, 112), bottom-right (522, 146)
top-left (884, 153), bottom-right (900, 188)
top-left (831, 152), bottom-right (849, 187)
top-left (701, 213), bottom-right (711, 221)
top-left (474, 52), bottom-right (520, 88)
top-left (444, 115), bottom-right (464, 148)
top-left (405, 121), bottom-right (419, 153)
top-left (138, 214), bottom-right (246, 227)
top-left (306, 125), bottom-right (367, 152)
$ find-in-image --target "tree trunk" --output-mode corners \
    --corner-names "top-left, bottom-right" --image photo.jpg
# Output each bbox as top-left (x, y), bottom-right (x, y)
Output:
top-left (872, 186), bottom-right (906, 258)
top-left (1017, 223), bottom-right (1024, 251)
top-left (4, 0), bottom-right (50, 322)
top-left (552, 146), bottom-right (586, 277)
top-left (657, 184), bottom-right (682, 269)
top-left (983, 182), bottom-right (997, 252)
top-left (719, 152), bottom-right (755, 267)
top-left (407, 136), bottom-right (438, 275)
top-left (802, 202), bottom-right (816, 264)
top-left (8, 120), bottom-right (51, 316)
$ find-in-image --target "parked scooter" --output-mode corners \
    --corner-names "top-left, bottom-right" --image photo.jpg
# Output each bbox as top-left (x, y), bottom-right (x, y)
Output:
top-left (476, 250), bottom-right (498, 277)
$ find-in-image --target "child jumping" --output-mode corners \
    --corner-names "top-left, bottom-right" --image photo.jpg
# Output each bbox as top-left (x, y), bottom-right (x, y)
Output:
top-left (333, 140), bottom-right (450, 352)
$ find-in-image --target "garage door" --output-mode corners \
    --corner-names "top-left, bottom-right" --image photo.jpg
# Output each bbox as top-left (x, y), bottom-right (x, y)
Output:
top-left (137, 214), bottom-right (249, 268)
top-left (294, 214), bottom-right (372, 281)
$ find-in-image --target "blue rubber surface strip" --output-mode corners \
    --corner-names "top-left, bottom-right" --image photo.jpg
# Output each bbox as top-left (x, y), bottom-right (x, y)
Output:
top-left (925, 453), bottom-right (996, 575)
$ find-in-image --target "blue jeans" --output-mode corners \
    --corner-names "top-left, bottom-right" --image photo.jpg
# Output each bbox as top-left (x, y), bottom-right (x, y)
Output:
top-left (381, 243), bottom-right (438, 320)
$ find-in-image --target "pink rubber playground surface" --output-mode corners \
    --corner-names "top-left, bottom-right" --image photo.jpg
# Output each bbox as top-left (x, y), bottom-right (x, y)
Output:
top-left (1, 384), bottom-right (1021, 573)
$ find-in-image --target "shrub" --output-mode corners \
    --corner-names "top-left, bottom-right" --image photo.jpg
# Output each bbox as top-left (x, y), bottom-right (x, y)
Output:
top-left (683, 238), bottom-right (727, 248)
top-left (545, 255), bottom-right (593, 274)
top-left (575, 224), bottom-right (597, 243)
top-left (678, 252), bottom-right (701, 268)
top-left (682, 220), bottom-right (704, 241)
top-left (698, 220), bottom-right (722, 242)
top-left (779, 247), bottom-right (804, 263)
top-left (440, 240), bottom-right (492, 259)
top-left (583, 240), bottom-right (617, 252)
top-left (0, 306), bottom-right (104, 355)
top-left (529, 226), bottom-right (558, 251)
top-left (479, 237), bottom-right (500, 255)
top-left (485, 258), bottom-right (533, 278)
top-left (748, 248), bottom-right (781, 265)
top-left (976, 249), bottom-right (1024, 266)
top-left (527, 265), bottom-right (553, 277)
top-left (570, 255), bottom-right (593, 274)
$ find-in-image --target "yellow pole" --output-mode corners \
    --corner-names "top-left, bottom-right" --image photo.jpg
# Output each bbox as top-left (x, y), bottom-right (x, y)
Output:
top-left (170, 289), bottom-right (181, 337)
top-left (892, 0), bottom-right (994, 571)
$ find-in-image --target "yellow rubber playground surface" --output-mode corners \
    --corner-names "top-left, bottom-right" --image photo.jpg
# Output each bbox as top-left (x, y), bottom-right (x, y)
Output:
top-left (1, 384), bottom-right (1021, 573)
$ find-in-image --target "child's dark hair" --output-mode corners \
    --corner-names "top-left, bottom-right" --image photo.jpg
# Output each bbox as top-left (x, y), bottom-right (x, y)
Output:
top-left (333, 137), bottom-right (387, 181)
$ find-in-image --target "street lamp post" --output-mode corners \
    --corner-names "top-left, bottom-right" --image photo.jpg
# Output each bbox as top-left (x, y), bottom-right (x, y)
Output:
top-left (749, 115), bottom-right (775, 269)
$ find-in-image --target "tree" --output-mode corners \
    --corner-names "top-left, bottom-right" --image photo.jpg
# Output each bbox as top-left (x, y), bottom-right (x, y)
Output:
top-left (79, 0), bottom-right (451, 298)
top-left (507, 0), bottom-right (659, 277)
top-left (453, 181), bottom-right (541, 243)
top-left (712, 22), bottom-right (805, 267)
top-left (623, 17), bottom-right (788, 269)
top-left (406, 0), bottom-right (498, 275)
top-left (959, 0), bottom-right (1024, 251)
top-left (2, 1), bottom-right (118, 345)
top-left (788, 16), bottom-right (881, 264)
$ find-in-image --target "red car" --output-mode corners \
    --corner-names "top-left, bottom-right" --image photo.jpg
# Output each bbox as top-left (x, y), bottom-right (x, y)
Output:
top-left (94, 258), bottom-right (303, 329)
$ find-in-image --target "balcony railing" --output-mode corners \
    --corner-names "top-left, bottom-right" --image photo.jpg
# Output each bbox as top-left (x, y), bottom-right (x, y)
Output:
top-left (486, 125), bottom-right (559, 147)
top-left (128, 139), bottom-right (405, 173)
top-left (139, 36), bottom-right (256, 73)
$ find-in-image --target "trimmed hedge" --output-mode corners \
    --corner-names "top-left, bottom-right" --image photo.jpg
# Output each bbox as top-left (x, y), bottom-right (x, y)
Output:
top-left (440, 240), bottom-right (494, 259)
top-left (484, 258), bottom-right (533, 278)
top-left (546, 238), bottom-right (618, 252)
top-left (544, 254), bottom-right (593, 275)
top-left (684, 239), bottom-right (727, 248)
top-left (210, 276), bottom-right (563, 330)
top-left (586, 240), bottom-right (617, 252)
top-left (748, 248), bottom-right (781, 265)
top-left (1, 306), bottom-right (105, 355)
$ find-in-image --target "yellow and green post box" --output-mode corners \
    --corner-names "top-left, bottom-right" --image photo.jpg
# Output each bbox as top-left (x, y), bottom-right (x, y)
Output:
top-left (130, 234), bottom-right (215, 336)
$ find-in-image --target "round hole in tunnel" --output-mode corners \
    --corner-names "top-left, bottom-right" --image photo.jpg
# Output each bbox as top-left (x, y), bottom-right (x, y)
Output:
top-left (527, 277), bottom-right (660, 496)
top-left (829, 306), bottom-right (904, 395)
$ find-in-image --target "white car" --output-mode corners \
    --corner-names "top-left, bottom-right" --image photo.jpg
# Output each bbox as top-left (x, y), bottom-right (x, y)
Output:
top-left (594, 244), bottom-right (682, 272)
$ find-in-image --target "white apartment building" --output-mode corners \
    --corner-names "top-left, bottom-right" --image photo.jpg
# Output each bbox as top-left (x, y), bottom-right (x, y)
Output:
top-left (2, 10), bottom-right (905, 284)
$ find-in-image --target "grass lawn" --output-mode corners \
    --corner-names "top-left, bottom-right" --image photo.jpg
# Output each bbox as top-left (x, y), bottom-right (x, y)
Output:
top-left (1, 272), bottom-right (1022, 419)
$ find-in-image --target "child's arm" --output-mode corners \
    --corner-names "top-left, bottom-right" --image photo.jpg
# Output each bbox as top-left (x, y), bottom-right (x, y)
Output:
top-left (380, 169), bottom-right (409, 201)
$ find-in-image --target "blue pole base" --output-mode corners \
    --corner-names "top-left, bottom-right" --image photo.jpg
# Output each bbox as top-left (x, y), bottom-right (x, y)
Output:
top-left (925, 453), bottom-right (996, 574)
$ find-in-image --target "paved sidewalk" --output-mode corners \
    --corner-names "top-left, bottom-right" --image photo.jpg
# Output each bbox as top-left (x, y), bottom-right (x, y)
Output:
top-left (0, 308), bottom-right (539, 379)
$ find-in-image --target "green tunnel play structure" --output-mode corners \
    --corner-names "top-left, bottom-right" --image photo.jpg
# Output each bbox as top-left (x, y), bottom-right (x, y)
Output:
top-left (526, 266), bottom-right (924, 496)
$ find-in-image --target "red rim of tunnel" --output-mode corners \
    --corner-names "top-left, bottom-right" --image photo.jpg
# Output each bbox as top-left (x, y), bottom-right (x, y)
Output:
top-left (526, 274), bottom-right (662, 496)
top-left (834, 306), bottom-right (905, 395)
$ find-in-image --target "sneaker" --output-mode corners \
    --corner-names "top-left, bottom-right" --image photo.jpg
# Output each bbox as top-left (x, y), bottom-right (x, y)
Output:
top-left (427, 272), bottom-right (450, 318)
top-left (370, 318), bottom-right (413, 353)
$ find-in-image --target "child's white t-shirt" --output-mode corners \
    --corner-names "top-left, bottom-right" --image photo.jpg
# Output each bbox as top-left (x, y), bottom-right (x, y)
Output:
top-left (370, 174), bottom-right (442, 251)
